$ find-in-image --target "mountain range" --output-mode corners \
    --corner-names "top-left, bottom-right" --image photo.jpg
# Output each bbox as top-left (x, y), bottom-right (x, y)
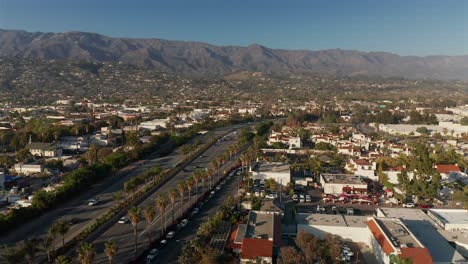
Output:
top-left (1, 29), bottom-right (468, 80)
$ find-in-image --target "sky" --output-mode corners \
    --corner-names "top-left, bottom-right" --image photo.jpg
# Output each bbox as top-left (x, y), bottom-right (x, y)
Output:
top-left (0, 0), bottom-right (467, 56)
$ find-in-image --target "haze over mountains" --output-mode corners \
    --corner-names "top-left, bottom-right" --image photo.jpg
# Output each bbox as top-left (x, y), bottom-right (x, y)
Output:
top-left (1, 29), bottom-right (467, 80)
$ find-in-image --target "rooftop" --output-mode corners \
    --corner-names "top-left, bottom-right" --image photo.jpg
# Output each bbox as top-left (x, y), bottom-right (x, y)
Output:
top-left (240, 238), bottom-right (273, 259)
top-left (428, 209), bottom-right (468, 226)
top-left (435, 164), bottom-right (461, 174)
top-left (297, 213), bottom-right (368, 228)
top-left (321, 173), bottom-right (367, 185)
top-left (251, 162), bottom-right (290, 174)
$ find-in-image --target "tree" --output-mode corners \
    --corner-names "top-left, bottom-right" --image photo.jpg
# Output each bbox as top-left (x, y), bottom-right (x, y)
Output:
top-left (169, 189), bottom-right (178, 223)
top-left (416, 127), bottom-right (430, 135)
top-left (390, 254), bottom-right (413, 264)
top-left (85, 144), bottom-right (98, 165)
top-left (186, 178), bottom-right (194, 208)
top-left (280, 246), bottom-right (305, 264)
top-left (77, 242), bottom-right (95, 264)
top-left (1, 245), bottom-right (24, 264)
top-left (55, 255), bottom-right (71, 264)
top-left (128, 206), bottom-right (141, 256)
top-left (16, 148), bottom-right (30, 162)
top-left (22, 239), bottom-right (38, 264)
top-left (156, 195), bottom-right (168, 236)
top-left (52, 220), bottom-right (70, 247)
top-left (39, 235), bottom-right (55, 263)
top-left (143, 206), bottom-right (156, 246)
top-left (104, 240), bottom-right (118, 264)
top-left (177, 182), bottom-right (186, 218)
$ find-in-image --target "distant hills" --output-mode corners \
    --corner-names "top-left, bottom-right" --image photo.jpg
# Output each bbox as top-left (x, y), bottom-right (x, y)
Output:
top-left (1, 29), bottom-right (468, 80)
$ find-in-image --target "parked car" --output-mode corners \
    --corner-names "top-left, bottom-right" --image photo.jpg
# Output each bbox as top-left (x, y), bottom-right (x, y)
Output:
top-left (146, 248), bottom-right (159, 263)
top-left (292, 194), bottom-right (299, 202)
top-left (317, 205), bottom-right (325, 213)
top-left (68, 218), bottom-right (80, 225)
top-left (403, 203), bottom-right (416, 208)
top-left (419, 203), bottom-right (433, 209)
top-left (299, 194), bottom-right (305, 203)
top-left (180, 219), bottom-right (189, 227)
top-left (346, 208), bottom-right (354, 215)
top-left (166, 231), bottom-right (176, 239)
top-left (159, 239), bottom-right (168, 248)
top-left (305, 194), bottom-right (312, 202)
top-left (265, 193), bottom-right (275, 199)
top-left (118, 216), bottom-right (130, 224)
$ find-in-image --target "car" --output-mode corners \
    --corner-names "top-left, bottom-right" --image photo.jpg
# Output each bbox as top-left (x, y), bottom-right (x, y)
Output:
top-left (215, 185), bottom-right (221, 191)
top-left (292, 194), bottom-right (299, 202)
top-left (180, 219), bottom-right (189, 227)
top-left (403, 203), bottom-right (415, 208)
top-left (419, 203), bottom-right (433, 209)
top-left (88, 198), bottom-right (99, 206)
top-left (159, 239), bottom-right (168, 248)
top-left (305, 194), bottom-right (312, 202)
top-left (265, 193), bottom-right (275, 199)
top-left (331, 205), bottom-right (337, 211)
top-left (299, 194), bottom-right (305, 203)
top-left (191, 208), bottom-right (200, 215)
top-left (346, 208), bottom-right (354, 215)
top-left (146, 248), bottom-right (159, 263)
top-left (342, 248), bottom-right (354, 257)
top-left (118, 216), bottom-right (130, 224)
top-left (317, 205), bottom-right (325, 213)
top-left (166, 231), bottom-right (176, 239)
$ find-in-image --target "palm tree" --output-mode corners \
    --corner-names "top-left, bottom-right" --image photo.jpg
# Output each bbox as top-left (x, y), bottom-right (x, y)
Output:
top-left (48, 222), bottom-right (59, 250)
top-left (192, 171), bottom-right (200, 195)
top-left (200, 172), bottom-right (207, 193)
top-left (77, 242), bottom-right (95, 264)
top-left (207, 170), bottom-right (214, 190)
top-left (1, 244), bottom-right (24, 264)
top-left (128, 206), bottom-right (141, 256)
top-left (169, 189), bottom-right (178, 223)
top-left (53, 220), bottom-right (70, 247)
top-left (104, 240), bottom-right (118, 264)
top-left (39, 235), bottom-right (54, 263)
top-left (177, 182), bottom-right (186, 217)
top-left (156, 195), bottom-right (168, 236)
top-left (55, 255), bottom-right (71, 264)
top-left (22, 239), bottom-right (38, 264)
top-left (186, 178), bottom-right (194, 208)
top-left (143, 206), bottom-right (156, 245)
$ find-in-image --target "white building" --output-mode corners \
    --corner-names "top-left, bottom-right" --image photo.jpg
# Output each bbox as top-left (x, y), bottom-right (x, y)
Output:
top-left (249, 162), bottom-right (291, 186)
top-left (139, 119), bottom-right (169, 130)
top-left (320, 174), bottom-right (368, 195)
top-left (14, 164), bottom-right (44, 175)
top-left (26, 142), bottom-right (62, 158)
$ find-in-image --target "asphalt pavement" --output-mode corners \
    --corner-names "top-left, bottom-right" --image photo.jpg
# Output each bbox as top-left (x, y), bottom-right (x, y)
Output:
top-left (0, 125), bottom-right (242, 253)
top-left (80, 129), bottom-right (243, 263)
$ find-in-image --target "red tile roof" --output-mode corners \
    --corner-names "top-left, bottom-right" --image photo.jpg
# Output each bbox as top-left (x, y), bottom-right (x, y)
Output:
top-left (240, 238), bottom-right (273, 259)
top-left (367, 219), bottom-right (394, 255)
top-left (354, 159), bottom-right (372, 166)
top-left (226, 224), bottom-right (242, 249)
top-left (399, 247), bottom-right (433, 264)
top-left (436, 164), bottom-right (461, 174)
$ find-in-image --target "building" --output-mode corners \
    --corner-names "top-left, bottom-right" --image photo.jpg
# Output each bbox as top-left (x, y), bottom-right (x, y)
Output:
top-left (139, 119), bottom-right (169, 130)
top-left (435, 164), bottom-right (465, 181)
top-left (427, 209), bottom-right (468, 257)
top-left (249, 162), bottom-right (291, 186)
top-left (14, 164), bottom-right (44, 175)
top-left (297, 213), bottom-right (370, 243)
top-left (234, 211), bottom-right (281, 264)
top-left (0, 171), bottom-right (4, 189)
top-left (367, 217), bottom-right (433, 264)
top-left (26, 142), bottom-right (62, 157)
top-left (376, 208), bottom-right (466, 262)
top-left (320, 173), bottom-right (368, 195)
top-left (346, 159), bottom-right (377, 181)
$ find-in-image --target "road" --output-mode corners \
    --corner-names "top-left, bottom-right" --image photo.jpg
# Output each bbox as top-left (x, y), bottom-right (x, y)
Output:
top-left (88, 129), bottom-right (243, 263)
top-left (154, 167), bottom-right (241, 264)
top-left (0, 125), bottom-right (243, 251)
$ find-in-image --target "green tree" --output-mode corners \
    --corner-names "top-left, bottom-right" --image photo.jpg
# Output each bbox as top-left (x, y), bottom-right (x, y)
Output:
top-left (55, 255), bottom-right (71, 264)
top-left (128, 206), bottom-right (141, 256)
top-left (156, 195), bottom-right (168, 236)
top-left (1, 245), bottom-right (24, 264)
top-left (143, 206), bottom-right (156, 246)
top-left (104, 240), bottom-right (118, 264)
top-left (22, 239), bottom-right (38, 264)
top-left (77, 242), bottom-right (95, 264)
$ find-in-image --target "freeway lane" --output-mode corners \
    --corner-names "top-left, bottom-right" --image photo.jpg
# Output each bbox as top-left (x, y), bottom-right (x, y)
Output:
top-left (153, 166), bottom-right (241, 264)
top-left (0, 125), bottom-right (241, 253)
top-left (89, 129), bottom-right (242, 263)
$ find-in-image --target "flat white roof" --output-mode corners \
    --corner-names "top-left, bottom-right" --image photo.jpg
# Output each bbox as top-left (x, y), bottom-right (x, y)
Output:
top-left (296, 213), bottom-right (367, 228)
top-left (429, 209), bottom-right (468, 226)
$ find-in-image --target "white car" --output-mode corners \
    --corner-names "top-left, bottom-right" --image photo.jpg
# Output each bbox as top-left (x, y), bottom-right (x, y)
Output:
top-left (160, 239), bottom-right (168, 248)
top-left (191, 208), bottom-right (199, 215)
top-left (88, 198), bottom-right (99, 206)
top-left (180, 219), bottom-right (189, 227)
top-left (166, 231), bottom-right (176, 239)
top-left (215, 185), bottom-right (221, 191)
top-left (342, 248), bottom-right (354, 257)
top-left (265, 194), bottom-right (275, 199)
top-left (299, 194), bottom-right (305, 203)
top-left (305, 194), bottom-right (312, 202)
top-left (146, 248), bottom-right (159, 263)
top-left (118, 216), bottom-right (130, 224)
top-left (403, 203), bottom-right (415, 208)
top-left (292, 194), bottom-right (299, 202)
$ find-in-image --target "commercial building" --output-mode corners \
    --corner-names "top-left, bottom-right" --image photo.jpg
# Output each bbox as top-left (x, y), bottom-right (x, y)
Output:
top-left (249, 162), bottom-right (291, 186)
top-left (427, 209), bottom-right (468, 257)
top-left (320, 173), bottom-right (368, 195)
top-left (26, 142), bottom-right (62, 157)
top-left (233, 211), bottom-right (281, 264)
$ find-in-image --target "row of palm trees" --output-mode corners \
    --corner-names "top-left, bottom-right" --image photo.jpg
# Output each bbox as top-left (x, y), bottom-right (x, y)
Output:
top-left (1, 139), bottom-right (243, 264)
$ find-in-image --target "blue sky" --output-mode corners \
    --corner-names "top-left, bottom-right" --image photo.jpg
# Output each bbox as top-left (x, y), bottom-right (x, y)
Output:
top-left (0, 0), bottom-right (466, 56)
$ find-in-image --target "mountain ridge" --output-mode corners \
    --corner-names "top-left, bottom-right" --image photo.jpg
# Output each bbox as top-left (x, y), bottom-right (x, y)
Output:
top-left (1, 29), bottom-right (468, 80)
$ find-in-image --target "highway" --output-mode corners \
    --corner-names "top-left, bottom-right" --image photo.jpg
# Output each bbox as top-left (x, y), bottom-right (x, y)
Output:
top-left (87, 129), bottom-right (243, 263)
top-left (0, 125), bottom-right (243, 255)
